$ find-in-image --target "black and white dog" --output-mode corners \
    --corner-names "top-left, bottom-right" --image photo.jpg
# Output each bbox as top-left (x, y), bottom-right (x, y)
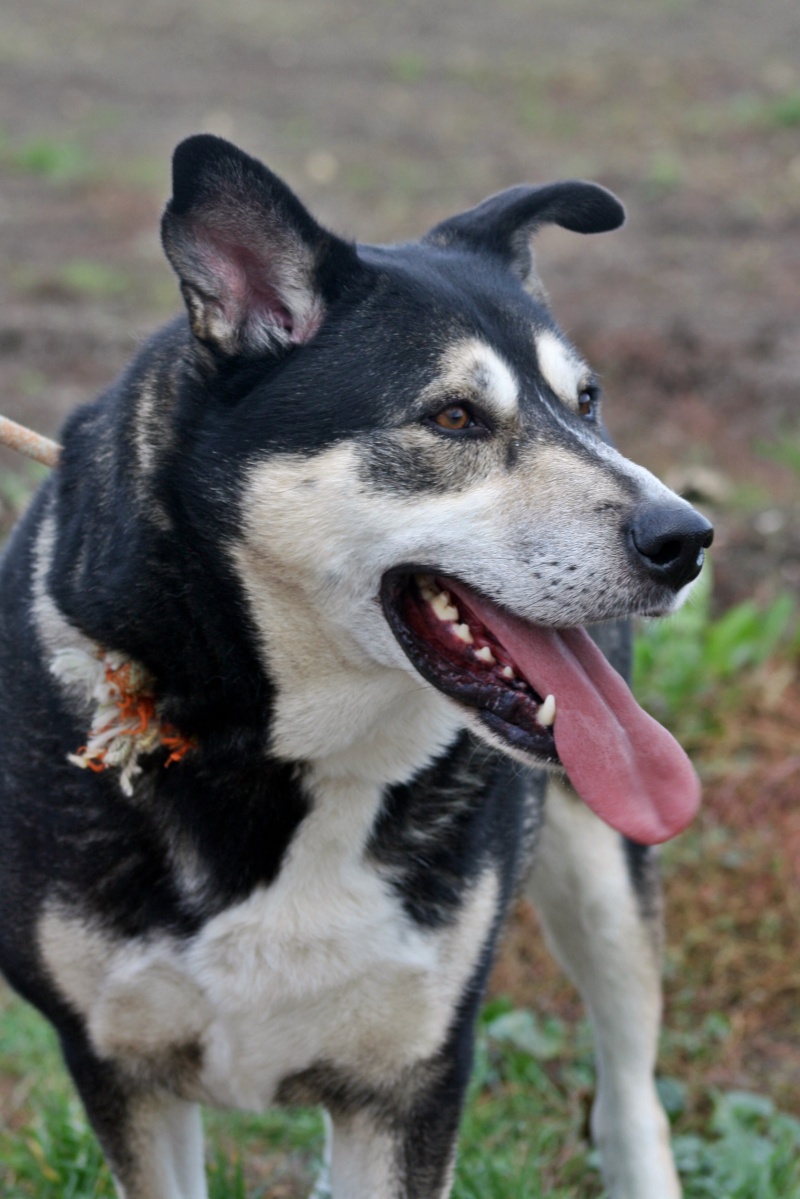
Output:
top-left (0, 135), bottom-right (712, 1199)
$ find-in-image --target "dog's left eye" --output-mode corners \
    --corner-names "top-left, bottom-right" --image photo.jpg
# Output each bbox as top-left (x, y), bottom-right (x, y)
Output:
top-left (577, 388), bottom-right (599, 422)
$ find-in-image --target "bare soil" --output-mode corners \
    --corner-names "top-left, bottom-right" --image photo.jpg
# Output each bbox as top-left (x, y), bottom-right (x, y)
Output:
top-left (1, 0), bottom-right (799, 1136)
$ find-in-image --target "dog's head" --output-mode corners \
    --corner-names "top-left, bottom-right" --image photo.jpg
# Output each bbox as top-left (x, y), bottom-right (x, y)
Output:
top-left (158, 135), bottom-right (712, 842)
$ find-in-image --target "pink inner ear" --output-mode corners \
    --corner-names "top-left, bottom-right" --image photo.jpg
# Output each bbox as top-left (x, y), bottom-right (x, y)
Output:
top-left (198, 233), bottom-right (296, 335)
top-left (233, 244), bottom-right (295, 332)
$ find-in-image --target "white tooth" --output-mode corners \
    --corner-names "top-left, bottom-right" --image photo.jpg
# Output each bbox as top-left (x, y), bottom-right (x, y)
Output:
top-left (501, 665), bottom-right (515, 679)
top-left (431, 591), bottom-right (459, 622)
top-left (537, 694), bottom-right (556, 727)
top-left (417, 574), bottom-right (437, 602)
top-left (475, 646), bottom-right (496, 664)
top-left (453, 623), bottom-right (474, 644)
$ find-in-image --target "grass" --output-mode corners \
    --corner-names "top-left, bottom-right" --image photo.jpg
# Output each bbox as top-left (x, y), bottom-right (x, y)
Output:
top-left (53, 260), bottom-right (130, 299)
top-left (758, 425), bottom-right (800, 477)
top-left (0, 995), bottom-right (112, 1198)
top-left (454, 1003), bottom-right (599, 1199)
top-left (11, 259), bottom-right (131, 303)
top-left (0, 465), bottom-right (50, 547)
top-left (0, 133), bottom-right (94, 183)
top-left (389, 51), bottom-right (427, 84)
top-left (674, 1092), bottom-right (800, 1198)
top-left (731, 91), bottom-right (800, 130)
top-left (633, 565), bottom-right (798, 750)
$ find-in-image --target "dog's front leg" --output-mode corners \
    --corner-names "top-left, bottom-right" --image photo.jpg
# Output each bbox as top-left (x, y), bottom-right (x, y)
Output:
top-left (313, 1004), bottom-right (480, 1199)
top-left (325, 1109), bottom-right (413, 1199)
top-left (526, 780), bottom-right (681, 1199)
top-left (61, 1031), bottom-right (208, 1199)
top-left (323, 1102), bottom-right (462, 1199)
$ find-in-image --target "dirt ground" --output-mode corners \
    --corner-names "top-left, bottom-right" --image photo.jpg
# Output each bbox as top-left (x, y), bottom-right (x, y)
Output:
top-left (1, 0), bottom-right (799, 1137)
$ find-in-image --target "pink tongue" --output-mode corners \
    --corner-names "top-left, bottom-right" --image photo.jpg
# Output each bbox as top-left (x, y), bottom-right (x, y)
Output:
top-left (450, 589), bottom-right (700, 844)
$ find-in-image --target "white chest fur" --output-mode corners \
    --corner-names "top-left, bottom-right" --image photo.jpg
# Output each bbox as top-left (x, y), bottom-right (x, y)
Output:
top-left (39, 772), bottom-right (498, 1113)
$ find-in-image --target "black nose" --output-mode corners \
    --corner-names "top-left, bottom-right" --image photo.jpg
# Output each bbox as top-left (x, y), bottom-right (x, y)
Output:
top-left (629, 504), bottom-right (714, 590)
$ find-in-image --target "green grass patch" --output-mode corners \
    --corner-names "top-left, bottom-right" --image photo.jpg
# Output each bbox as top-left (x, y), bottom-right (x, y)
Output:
top-left (633, 565), bottom-right (797, 747)
top-left (453, 1001), bottom-right (600, 1198)
top-left (389, 52), bottom-right (427, 84)
top-left (0, 464), bottom-right (48, 513)
top-left (54, 259), bottom-right (130, 299)
top-left (0, 464), bottom-right (50, 545)
top-left (643, 151), bottom-right (685, 196)
top-left (0, 995), bottom-right (116, 1197)
top-left (10, 258), bottom-right (131, 303)
top-left (0, 133), bottom-right (94, 183)
top-left (758, 424), bottom-right (800, 477)
top-left (732, 91), bottom-right (800, 129)
top-left (676, 1092), bottom-right (800, 1198)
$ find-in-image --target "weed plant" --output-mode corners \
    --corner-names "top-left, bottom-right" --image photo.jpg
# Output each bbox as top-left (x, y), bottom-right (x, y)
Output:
top-left (633, 565), bottom-right (797, 749)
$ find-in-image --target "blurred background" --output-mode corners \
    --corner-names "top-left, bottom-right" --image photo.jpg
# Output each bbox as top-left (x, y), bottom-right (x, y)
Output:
top-left (0, 1), bottom-right (798, 1195)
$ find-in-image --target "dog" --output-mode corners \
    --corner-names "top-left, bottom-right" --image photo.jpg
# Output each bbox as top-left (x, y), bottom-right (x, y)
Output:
top-left (0, 134), bottom-right (712, 1199)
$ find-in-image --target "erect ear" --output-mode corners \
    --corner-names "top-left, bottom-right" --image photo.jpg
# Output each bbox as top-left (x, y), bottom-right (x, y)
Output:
top-left (424, 181), bottom-right (625, 297)
top-left (161, 134), bottom-right (360, 357)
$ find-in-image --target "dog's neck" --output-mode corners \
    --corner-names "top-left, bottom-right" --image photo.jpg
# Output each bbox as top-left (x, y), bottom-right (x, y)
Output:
top-left (227, 550), bottom-right (466, 787)
top-left (36, 495), bottom-right (463, 800)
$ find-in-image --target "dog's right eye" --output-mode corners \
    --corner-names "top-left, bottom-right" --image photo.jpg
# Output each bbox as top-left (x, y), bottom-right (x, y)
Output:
top-left (430, 404), bottom-right (478, 432)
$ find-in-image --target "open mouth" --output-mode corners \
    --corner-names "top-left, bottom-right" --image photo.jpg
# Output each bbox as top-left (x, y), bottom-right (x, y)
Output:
top-left (381, 572), bottom-right (559, 763)
top-left (381, 569), bottom-right (703, 846)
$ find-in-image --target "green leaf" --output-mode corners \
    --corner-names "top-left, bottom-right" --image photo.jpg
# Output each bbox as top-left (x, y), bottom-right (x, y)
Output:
top-left (657, 1075), bottom-right (688, 1118)
top-left (485, 1010), bottom-right (566, 1061)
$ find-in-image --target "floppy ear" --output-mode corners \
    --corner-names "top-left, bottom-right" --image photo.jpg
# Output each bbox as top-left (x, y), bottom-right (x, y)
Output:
top-left (161, 134), bottom-right (360, 357)
top-left (424, 181), bottom-right (624, 296)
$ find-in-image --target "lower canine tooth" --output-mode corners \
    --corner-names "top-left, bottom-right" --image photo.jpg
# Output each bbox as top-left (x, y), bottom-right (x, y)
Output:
top-left (501, 665), bottom-right (515, 679)
top-left (537, 694), bottom-right (556, 727)
top-left (453, 623), bottom-right (474, 644)
top-left (475, 646), bottom-right (495, 664)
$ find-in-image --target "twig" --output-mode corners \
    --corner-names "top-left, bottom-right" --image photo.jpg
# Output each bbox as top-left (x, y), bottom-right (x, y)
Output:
top-left (0, 416), bottom-right (61, 468)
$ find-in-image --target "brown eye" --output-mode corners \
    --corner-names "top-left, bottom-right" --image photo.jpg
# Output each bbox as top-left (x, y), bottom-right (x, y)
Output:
top-left (433, 404), bottom-right (474, 431)
top-left (577, 388), bottom-right (598, 420)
